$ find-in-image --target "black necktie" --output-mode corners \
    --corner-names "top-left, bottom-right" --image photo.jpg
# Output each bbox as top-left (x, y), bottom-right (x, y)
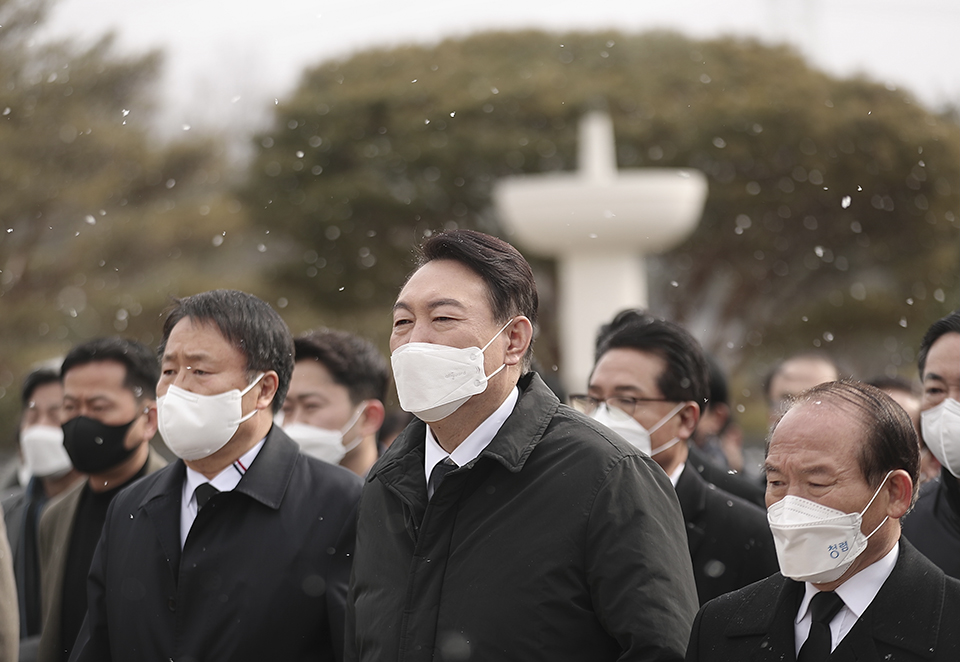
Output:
top-left (798, 590), bottom-right (845, 662)
top-left (428, 458), bottom-right (457, 500)
top-left (194, 483), bottom-right (219, 510)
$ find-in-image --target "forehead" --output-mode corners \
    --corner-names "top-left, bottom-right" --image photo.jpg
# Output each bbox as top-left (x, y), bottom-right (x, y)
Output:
top-left (62, 360), bottom-right (128, 394)
top-left (767, 401), bottom-right (865, 472)
top-left (923, 332), bottom-right (960, 379)
top-left (164, 317), bottom-right (246, 365)
top-left (397, 260), bottom-right (493, 315)
top-left (590, 348), bottom-right (666, 394)
top-left (771, 358), bottom-right (838, 398)
top-left (27, 381), bottom-right (63, 405)
top-left (290, 359), bottom-right (341, 391)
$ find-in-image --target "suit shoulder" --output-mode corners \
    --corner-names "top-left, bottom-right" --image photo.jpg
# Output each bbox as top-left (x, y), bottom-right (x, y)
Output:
top-left (698, 573), bottom-right (784, 621)
top-left (701, 483), bottom-right (769, 530)
top-left (297, 454), bottom-right (363, 498)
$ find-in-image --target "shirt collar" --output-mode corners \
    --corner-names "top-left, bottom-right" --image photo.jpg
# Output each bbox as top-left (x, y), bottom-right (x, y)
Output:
top-left (424, 386), bottom-right (519, 485)
top-left (668, 462), bottom-right (685, 487)
top-left (796, 539), bottom-right (900, 623)
top-left (184, 437), bottom-right (267, 500)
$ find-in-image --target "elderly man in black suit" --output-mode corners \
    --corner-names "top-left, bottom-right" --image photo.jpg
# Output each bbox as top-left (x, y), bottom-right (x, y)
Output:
top-left (69, 290), bottom-right (361, 662)
top-left (578, 311), bottom-right (777, 605)
top-left (686, 380), bottom-right (960, 661)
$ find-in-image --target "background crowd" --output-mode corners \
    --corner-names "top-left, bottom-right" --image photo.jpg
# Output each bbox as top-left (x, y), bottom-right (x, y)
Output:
top-left (0, 229), bottom-right (957, 661)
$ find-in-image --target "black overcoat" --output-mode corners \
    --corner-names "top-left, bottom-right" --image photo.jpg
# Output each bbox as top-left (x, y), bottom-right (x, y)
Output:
top-left (69, 426), bottom-right (361, 662)
top-left (674, 464), bottom-right (778, 605)
top-left (685, 538), bottom-right (960, 661)
top-left (346, 373), bottom-right (699, 662)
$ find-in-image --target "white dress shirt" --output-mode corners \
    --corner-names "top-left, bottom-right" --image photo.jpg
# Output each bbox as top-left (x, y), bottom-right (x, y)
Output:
top-left (668, 462), bottom-right (685, 487)
top-left (180, 438), bottom-right (266, 547)
top-left (794, 541), bottom-right (900, 655)
top-left (424, 387), bottom-right (519, 499)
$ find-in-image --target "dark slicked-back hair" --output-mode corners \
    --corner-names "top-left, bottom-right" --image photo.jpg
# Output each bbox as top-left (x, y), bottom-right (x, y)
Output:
top-left (22, 367), bottom-right (61, 408)
top-left (770, 380), bottom-right (920, 504)
top-left (594, 309), bottom-right (710, 409)
top-left (294, 329), bottom-right (389, 404)
top-left (918, 310), bottom-right (960, 377)
top-left (158, 290), bottom-right (294, 413)
top-left (61, 337), bottom-right (159, 400)
top-left (416, 229), bottom-right (539, 369)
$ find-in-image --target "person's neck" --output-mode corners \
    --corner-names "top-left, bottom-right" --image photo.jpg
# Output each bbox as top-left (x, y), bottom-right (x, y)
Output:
top-left (340, 436), bottom-right (378, 477)
top-left (185, 412), bottom-right (273, 480)
top-left (429, 375), bottom-right (516, 454)
top-left (41, 469), bottom-right (82, 499)
top-left (87, 443), bottom-right (149, 493)
top-left (655, 439), bottom-right (689, 480)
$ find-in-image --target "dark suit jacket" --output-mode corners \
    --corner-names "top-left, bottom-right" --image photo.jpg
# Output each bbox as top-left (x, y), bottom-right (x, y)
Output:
top-left (675, 463), bottom-right (778, 605)
top-left (902, 473), bottom-right (960, 579)
top-left (37, 450), bottom-right (165, 662)
top-left (686, 538), bottom-right (960, 661)
top-left (68, 426), bottom-right (361, 662)
top-left (687, 444), bottom-right (766, 509)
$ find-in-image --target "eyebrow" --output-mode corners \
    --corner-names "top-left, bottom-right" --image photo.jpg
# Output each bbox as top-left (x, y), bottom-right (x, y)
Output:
top-left (392, 298), bottom-right (467, 313)
top-left (922, 372), bottom-right (946, 382)
top-left (161, 350), bottom-right (214, 363)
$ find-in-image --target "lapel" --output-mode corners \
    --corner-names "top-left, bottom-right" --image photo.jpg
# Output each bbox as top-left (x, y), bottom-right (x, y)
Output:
top-left (138, 461), bottom-right (187, 581)
top-left (723, 574), bottom-right (802, 662)
top-left (830, 539), bottom-right (943, 661)
top-left (674, 463), bottom-right (708, 558)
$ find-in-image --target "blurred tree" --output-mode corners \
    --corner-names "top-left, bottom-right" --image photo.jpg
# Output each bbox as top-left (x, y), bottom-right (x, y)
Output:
top-left (0, 0), bottom-right (254, 450)
top-left (244, 29), bottom-right (958, 394)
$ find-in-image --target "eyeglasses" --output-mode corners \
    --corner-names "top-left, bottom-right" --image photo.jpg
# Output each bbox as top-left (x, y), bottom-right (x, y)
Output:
top-left (568, 394), bottom-right (674, 417)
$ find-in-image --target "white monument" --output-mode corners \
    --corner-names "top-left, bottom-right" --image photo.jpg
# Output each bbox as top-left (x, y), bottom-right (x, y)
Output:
top-left (494, 111), bottom-right (708, 393)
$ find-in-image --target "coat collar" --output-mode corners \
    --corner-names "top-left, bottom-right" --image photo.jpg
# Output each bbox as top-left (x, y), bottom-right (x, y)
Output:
top-left (674, 462), bottom-right (708, 555)
top-left (137, 425), bottom-right (300, 511)
top-left (370, 372), bottom-right (558, 500)
top-left (722, 539), bottom-right (945, 660)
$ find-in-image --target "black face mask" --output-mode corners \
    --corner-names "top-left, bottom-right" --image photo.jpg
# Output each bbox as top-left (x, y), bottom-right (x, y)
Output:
top-left (61, 414), bottom-right (140, 474)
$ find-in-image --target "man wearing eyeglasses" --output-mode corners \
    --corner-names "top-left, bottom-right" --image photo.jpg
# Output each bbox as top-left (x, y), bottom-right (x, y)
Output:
top-left (573, 310), bottom-right (777, 605)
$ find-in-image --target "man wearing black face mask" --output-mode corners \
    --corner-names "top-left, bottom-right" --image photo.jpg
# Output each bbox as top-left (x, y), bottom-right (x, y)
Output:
top-left (36, 338), bottom-right (166, 662)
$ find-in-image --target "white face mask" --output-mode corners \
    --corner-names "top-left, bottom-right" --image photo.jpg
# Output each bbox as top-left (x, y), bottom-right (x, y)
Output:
top-left (391, 319), bottom-right (512, 423)
top-left (20, 425), bottom-right (73, 478)
top-left (921, 398), bottom-right (960, 478)
top-left (281, 405), bottom-right (365, 465)
top-left (767, 471), bottom-right (892, 584)
top-left (158, 373), bottom-right (264, 461)
top-left (590, 401), bottom-right (686, 456)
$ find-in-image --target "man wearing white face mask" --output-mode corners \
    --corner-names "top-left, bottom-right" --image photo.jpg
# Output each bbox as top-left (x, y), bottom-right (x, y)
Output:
top-left (281, 329), bottom-right (388, 476)
top-left (687, 380), bottom-right (960, 661)
top-left (903, 310), bottom-right (960, 579)
top-left (579, 311), bottom-right (777, 605)
top-left (69, 290), bottom-right (362, 662)
top-left (347, 230), bottom-right (698, 662)
top-left (2, 366), bottom-right (82, 653)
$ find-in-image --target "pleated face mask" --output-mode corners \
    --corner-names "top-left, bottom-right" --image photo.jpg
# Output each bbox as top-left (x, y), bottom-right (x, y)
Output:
top-left (391, 320), bottom-right (513, 423)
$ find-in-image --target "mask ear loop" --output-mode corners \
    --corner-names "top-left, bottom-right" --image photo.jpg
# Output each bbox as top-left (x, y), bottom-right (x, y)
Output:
top-left (861, 470), bottom-right (894, 539)
top-left (340, 403), bottom-right (368, 454)
top-left (476, 318), bottom-right (516, 381)
top-left (237, 373), bottom-right (267, 425)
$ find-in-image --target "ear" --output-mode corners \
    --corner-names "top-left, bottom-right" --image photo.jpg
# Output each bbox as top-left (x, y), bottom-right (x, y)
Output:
top-left (885, 469), bottom-right (914, 519)
top-left (141, 401), bottom-right (159, 442)
top-left (676, 401), bottom-right (701, 442)
top-left (503, 316), bottom-right (534, 367)
top-left (358, 399), bottom-right (386, 437)
top-left (255, 371), bottom-right (280, 412)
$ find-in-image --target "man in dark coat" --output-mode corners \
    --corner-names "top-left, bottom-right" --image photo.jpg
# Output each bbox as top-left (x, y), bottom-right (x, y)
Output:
top-left (346, 230), bottom-right (698, 662)
top-left (69, 290), bottom-right (361, 662)
top-left (687, 380), bottom-right (960, 661)
top-left (902, 309), bottom-right (960, 578)
top-left (579, 310), bottom-right (777, 605)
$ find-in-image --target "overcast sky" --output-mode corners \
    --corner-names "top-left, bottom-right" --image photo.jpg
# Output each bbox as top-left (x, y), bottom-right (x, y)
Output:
top-left (39, 0), bottom-right (960, 136)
